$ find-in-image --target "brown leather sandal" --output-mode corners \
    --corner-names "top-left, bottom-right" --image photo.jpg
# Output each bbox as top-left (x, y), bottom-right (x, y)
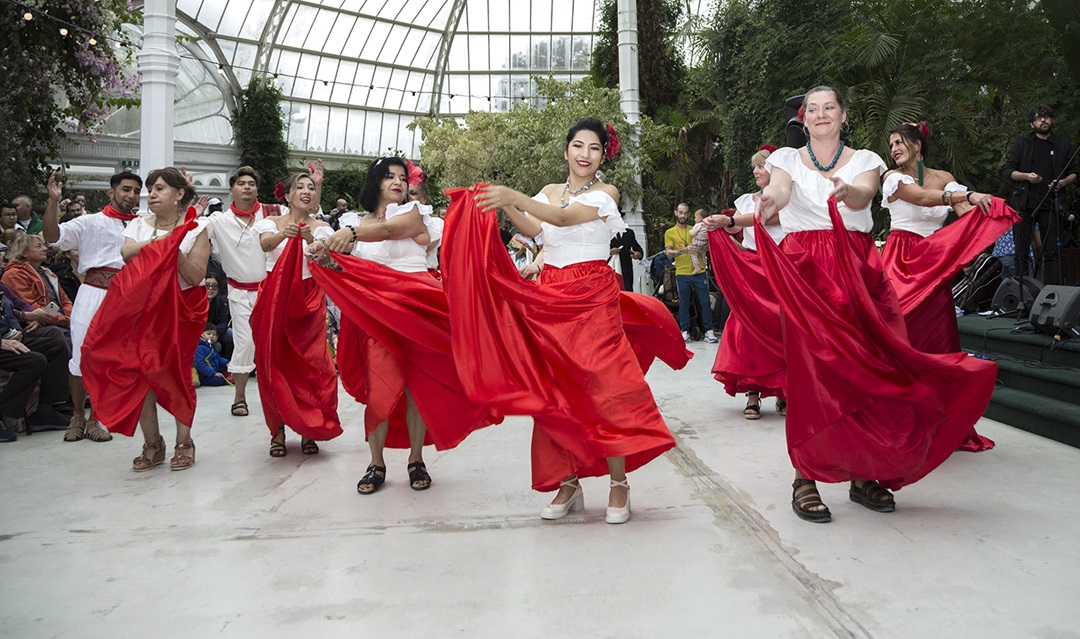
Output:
top-left (170, 440), bottom-right (196, 471)
top-left (792, 478), bottom-right (831, 523)
top-left (849, 480), bottom-right (895, 512)
top-left (133, 436), bottom-right (166, 472)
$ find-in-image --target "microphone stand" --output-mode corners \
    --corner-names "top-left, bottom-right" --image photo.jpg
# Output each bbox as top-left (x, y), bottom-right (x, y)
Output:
top-left (1028, 142), bottom-right (1080, 287)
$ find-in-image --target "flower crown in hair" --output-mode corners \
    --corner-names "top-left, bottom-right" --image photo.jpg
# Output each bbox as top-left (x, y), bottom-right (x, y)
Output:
top-left (273, 182), bottom-right (286, 203)
top-left (902, 121), bottom-right (931, 140)
top-left (406, 160), bottom-right (425, 186)
top-left (605, 124), bottom-right (621, 160)
top-left (758, 144), bottom-right (777, 153)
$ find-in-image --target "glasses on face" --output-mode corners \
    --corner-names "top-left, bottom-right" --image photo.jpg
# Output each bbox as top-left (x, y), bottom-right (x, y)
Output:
top-left (1034, 115), bottom-right (1053, 122)
top-left (206, 284), bottom-right (219, 289)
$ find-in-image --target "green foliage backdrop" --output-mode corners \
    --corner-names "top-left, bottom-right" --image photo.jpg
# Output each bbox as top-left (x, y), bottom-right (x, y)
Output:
top-left (232, 77), bottom-right (290, 203)
top-left (0, 0), bottom-right (140, 199)
top-left (411, 78), bottom-right (646, 207)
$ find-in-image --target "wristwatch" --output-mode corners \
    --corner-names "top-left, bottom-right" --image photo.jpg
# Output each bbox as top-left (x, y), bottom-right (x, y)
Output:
top-left (726, 215), bottom-right (737, 228)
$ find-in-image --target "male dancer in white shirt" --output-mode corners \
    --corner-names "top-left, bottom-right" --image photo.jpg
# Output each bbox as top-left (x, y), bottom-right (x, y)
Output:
top-left (206, 166), bottom-right (280, 417)
top-left (44, 171), bottom-right (143, 442)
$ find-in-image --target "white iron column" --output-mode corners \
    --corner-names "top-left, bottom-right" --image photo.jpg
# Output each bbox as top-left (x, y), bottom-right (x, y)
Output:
top-left (138, 0), bottom-right (179, 180)
top-left (617, 0), bottom-right (646, 284)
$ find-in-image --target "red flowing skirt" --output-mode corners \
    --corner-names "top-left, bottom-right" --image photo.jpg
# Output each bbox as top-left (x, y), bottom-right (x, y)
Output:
top-left (881, 199), bottom-right (1017, 453)
top-left (310, 255), bottom-right (500, 450)
top-left (442, 186), bottom-right (690, 491)
top-left (250, 235), bottom-right (341, 441)
top-left (707, 230), bottom-right (786, 398)
top-left (754, 199), bottom-right (997, 489)
top-left (82, 211), bottom-right (207, 436)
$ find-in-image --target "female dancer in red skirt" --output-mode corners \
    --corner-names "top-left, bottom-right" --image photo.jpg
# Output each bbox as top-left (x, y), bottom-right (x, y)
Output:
top-left (310, 157), bottom-right (498, 493)
top-left (442, 118), bottom-right (691, 524)
top-left (83, 167), bottom-right (210, 472)
top-left (881, 121), bottom-right (1019, 451)
top-left (719, 87), bottom-right (997, 523)
top-left (705, 146), bottom-right (787, 419)
top-left (251, 164), bottom-right (342, 456)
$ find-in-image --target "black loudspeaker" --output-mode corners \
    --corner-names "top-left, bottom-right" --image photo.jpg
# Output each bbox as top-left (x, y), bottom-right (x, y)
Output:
top-left (1030, 286), bottom-right (1080, 339)
top-left (991, 276), bottom-right (1044, 317)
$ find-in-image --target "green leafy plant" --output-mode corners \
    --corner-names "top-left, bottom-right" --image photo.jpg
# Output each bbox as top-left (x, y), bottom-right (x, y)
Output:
top-left (232, 77), bottom-right (290, 203)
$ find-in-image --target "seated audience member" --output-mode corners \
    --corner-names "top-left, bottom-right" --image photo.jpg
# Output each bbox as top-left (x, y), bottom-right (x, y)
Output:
top-left (0, 202), bottom-right (18, 235)
top-left (47, 247), bottom-right (83, 303)
top-left (13, 196), bottom-right (43, 235)
top-left (194, 324), bottom-right (231, 387)
top-left (59, 199), bottom-right (83, 224)
top-left (0, 296), bottom-right (71, 440)
top-left (2, 234), bottom-right (73, 330)
top-left (205, 275), bottom-right (232, 357)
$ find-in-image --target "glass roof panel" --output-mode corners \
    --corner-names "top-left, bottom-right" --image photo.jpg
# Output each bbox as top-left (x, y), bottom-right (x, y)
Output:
top-left (160, 0), bottom-right (712, 157)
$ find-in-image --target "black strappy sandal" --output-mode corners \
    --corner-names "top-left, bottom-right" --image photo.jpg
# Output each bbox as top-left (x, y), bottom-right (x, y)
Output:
top-left (269, 428), bottom-right (286, 458)
top-left (301, 438), bottom-right (320, 455)
top-left (408, 461), bottom-right (432, 491)
top-left (849, 480), bottom-right (895, 512)
top-left (792, 478), bottom-right (831, 523)
top-left (357, 464), bottom-right (386, 494)
top-left (744, 392), bottom-right (762, 420)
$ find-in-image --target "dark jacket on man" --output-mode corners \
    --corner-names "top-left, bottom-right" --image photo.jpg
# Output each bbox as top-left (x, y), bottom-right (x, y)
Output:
top-left (1001, 130), bottom-right (1078, 211)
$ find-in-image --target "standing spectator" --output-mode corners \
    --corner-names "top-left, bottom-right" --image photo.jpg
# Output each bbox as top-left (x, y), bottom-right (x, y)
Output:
top-left (12, 196), bottom-right (44, 235)
top-left (1002, 105), bottom-right (1078, 284)
top-left (609, 227), bottom-right (643, 291)
top-left (664, 202), bottom-right (717, 343)
top-left (327, 198), bottom-right (350, 230)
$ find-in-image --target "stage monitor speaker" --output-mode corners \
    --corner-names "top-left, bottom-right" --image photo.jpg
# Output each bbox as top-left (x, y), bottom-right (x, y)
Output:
top-left (991, 276), bottom-right (1044, 317)
top-left (1030, 285), bottom-right (1080, 339)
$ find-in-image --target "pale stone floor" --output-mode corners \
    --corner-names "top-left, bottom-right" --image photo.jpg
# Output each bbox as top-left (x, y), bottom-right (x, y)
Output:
top-left (1, 341), bottom-right (1077, 638)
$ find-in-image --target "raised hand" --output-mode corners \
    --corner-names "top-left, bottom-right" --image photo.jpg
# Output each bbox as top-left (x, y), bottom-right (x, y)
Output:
top-left (307, 159), bottom-right (325, 186)
top-left (47, 170), bottom-right (63, 201)
top-left (192, 195), bottom-right (211, 216)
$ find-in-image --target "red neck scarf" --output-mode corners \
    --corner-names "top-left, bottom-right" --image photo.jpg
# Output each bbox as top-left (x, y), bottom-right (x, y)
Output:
top-left (102, 203), bottom-right (138, 222)
top-left (230, 201), bottom-right (261, 218)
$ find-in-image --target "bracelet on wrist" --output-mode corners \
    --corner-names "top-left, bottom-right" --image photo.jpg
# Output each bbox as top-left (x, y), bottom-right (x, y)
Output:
top-left (726, 215), bottom-right (737, 228)
top-left (941, 190), bottom-right (952, 206)
top-left (347, 226), bottom-right (357, 242)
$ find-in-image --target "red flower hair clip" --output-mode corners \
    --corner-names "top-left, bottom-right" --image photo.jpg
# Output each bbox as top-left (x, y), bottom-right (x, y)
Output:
top-left (797, 105), bottom-right (805, 123)
top-left (406, 160), bottom-right (425, 186)
top-left (273, 181), bottom-right (285, 203)
top-left (902, 121), bottom-right (931, 140)
top-left (758, 144), bottom-right (777, 153)
top-left (605, 124), bottom-right (621, 159)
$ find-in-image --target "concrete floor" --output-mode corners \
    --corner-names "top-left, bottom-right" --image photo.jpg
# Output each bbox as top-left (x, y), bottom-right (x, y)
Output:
top-left (1, 341), bottom-right (1077, 638)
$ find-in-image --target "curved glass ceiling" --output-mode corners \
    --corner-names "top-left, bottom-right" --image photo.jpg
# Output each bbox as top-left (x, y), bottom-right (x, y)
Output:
top-left (126, 0), bottom-right (709, 157)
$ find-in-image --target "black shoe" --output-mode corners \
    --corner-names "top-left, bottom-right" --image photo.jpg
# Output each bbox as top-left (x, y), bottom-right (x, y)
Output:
top-left (0, 417), bottom-right (18, 442)
top-left (28, 410), bottom-right (71, 431)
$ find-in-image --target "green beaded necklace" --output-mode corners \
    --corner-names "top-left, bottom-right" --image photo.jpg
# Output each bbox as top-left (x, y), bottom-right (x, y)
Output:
top-left (806, 140), bottom-right (845, 172)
